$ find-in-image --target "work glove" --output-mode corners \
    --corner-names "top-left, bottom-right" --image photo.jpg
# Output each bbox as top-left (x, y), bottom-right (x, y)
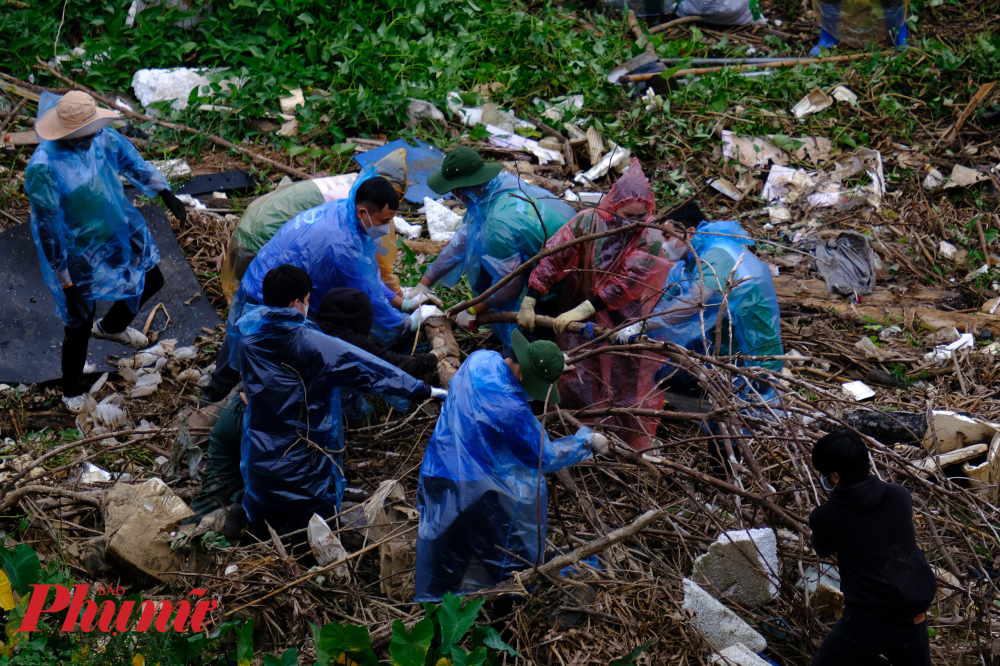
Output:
top-left (615, 322), bottom-right (644, 345)
top-left (590, 433), bottom-right (609, 456)
top-left (553, 300), bottom-right (596, 335)
top-left (401, 283), bottom-right (443, 313)
top-left (159, 190), bottom-right (187, 226)
top-left (517, 296), bottom-right (537, 332)
top-left (410, 304), bottom-right (444, 331)
top-left (430, 387), bottom-right (448, 399)
top-left (63, 284), bottom-right (91, 323)
top-left (455, 309), bottom-right (477, 331)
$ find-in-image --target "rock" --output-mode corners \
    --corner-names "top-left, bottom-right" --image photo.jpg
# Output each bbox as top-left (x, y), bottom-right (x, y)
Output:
top-left (796, 564), bottom-right (844, 617)
top-left (682, 578), bottom-right (767, 652)
top-left (101, 478), bottom-right (194, 582)
top-left (691, 528), bottom-right (779, 609)
top-left (712, 643), bottom-right (772, 666)
top-left (276, 119), bottom-right (300, 137)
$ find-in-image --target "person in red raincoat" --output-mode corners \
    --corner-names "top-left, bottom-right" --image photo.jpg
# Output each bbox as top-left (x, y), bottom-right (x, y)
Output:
top-left (517, 159), bottom-right (676, 450)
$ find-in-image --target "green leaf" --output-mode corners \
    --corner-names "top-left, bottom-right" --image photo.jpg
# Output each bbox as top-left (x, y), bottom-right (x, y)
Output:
top-left (180, 41), bottom-right (197, 53)
top-left (438, 592), bottom-right (484, 651)
top-left (280, 648), bottom-right (298, 666)
top-left (316, 623), bottom-right (379, 666)
top-left (478, 627), bottom-right (519, 657)
top-left (389, 618), bottom-right (435, 666)
top-left (452, 645), bottom-right (488, 666)
top-left (236, 618), bottom-right (255, 666)
top-left (609, 639), bottom-right (656, 666)
top-left (1, 544), bottom-right (42, 596)
top-left (297, 12), bottom-right (313, 24)
top-left (331, 143), bottom-right (356, 156)
top-left (770, 134), bottom-right (794, 153)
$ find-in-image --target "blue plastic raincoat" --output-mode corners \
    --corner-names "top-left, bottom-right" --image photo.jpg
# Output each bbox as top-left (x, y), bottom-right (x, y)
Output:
top-left (415, 350), bottom-right (593, 601)
top-left (235, 165), bottom-right (410, 346)
top-left (646, 221), bottom-right (783, 390)
top-left (25, 92), bottom-right (169, 327)
top-left (422, 174), bottom-right (576, 349)
top-left (233, 305), bottom-right (431, 535)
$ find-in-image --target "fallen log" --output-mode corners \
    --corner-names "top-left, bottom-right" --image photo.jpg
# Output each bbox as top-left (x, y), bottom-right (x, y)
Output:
top-left (422, 316), bottom-right (461, 389)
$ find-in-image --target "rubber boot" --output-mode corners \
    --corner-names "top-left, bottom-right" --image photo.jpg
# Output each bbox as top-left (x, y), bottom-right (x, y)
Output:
top-left (809, 26), bottom-right (839, 57)
top-left (884, 5), bottom-right (908, 49)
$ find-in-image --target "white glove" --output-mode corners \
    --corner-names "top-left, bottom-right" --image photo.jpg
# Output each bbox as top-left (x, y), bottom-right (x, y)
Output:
top-left (401, 283), bottom-right (443, 312)
top-left (553, 300), bottom-right (596, 334)
top-left (517, 296), bottom-right (537, 332)
top-left (590, 433), bottom-right (609, 456)
top-left (410, 304), bottom-right (445, 330)
top-left (616, 322), bottom-right (643, 345)
top-left (455, 310), bottom-right (477, 331)
top-left (430, 387), bottom-right (448, 399)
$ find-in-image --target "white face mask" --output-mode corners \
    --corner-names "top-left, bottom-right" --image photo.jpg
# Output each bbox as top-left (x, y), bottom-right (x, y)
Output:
top-left (664, 240), bottom-right (687, 262)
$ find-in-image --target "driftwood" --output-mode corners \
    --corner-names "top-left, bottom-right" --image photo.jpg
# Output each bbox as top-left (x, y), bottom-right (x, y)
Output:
top-left (421, 316), bottom-right (461, 388)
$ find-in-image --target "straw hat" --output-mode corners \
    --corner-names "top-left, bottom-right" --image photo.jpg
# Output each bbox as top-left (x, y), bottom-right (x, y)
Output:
top-left (36, 91), bottom-right (119, 141)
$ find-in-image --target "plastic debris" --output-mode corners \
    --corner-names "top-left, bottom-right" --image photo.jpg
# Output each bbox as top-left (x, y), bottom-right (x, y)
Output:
top-left (176, 368), bottom-right (202, 383)
top-left (710, 178), bottom-right (744, 201)
top-left (73, 462), bottom-right (112, 485)
top-left (921, 410), bottom-right (997, 453)
top-left (801, 231), bottom-right (877, 297)
top-left (405, 99), bottom-right (447, 130)
top-left (673, 0), bottom-right (760, 24)
top-left (173, 346), bottom-right (199, 361)
top-left (910, 444), bottom-right (988, 478)
top-left (691, 528), bottom-right (779, 609)
top-left (175, 194), bottom-right (206, 210)
top-left (682, 578), bottom-right (767, 652)
top-left (130, 372), bottom-right (162, 398)
top-left (842, 380), bottom-right (876, 401)
top-left (167, 414), bottom-right (202, 482)
top-left (424, 197), bottom-right (463, 242)
top-left (307, 514), bottom-right (351, 579)
top-left (939, 240), bottom-right (958, 260)
top-left (574, 142), bottom-right (632, 184)
top-left (795, 564), bottom-right (843, 617)
top-left (855, 336), bottom-right (905, 362)
top-left (830, 85), bottom-right (858, 103)
top-left (924, 333), bottom-right (975, 364)
top-left (150, 159), bottom-right (192, 179)
top-left (393, 216), bottom-right (423, 240)
top-left (132, 68), bottom-right (241, 114)
top-left (791, 87), bottom-right (834, 119)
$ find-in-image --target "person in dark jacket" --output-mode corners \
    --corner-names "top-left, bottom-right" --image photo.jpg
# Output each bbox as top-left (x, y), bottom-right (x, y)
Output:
top-left (809, 430), bottom-right (936, 666)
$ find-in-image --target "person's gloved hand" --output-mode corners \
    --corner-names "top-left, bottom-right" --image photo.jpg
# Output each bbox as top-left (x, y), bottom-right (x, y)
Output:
top-left (553, 300), bottom-right (596, 334)
top-left (159, 190), bottom-right (187, 226)
top-left (401, 283), bottom-right (443, 312)
top-left (517, 296), bottom-right (537, 332)
top-left (455, 310), bottom-right (477, 331)
top-left (63, 284), bottom-right (91, 323)
top-left (430, 387), bottom-right (448, 399)
top-left (616, 322), bottom-right (644, 345)
top-left (590, 433), bottom-right (609, 456)
top-left (410, 304), bottom-right (444, 330)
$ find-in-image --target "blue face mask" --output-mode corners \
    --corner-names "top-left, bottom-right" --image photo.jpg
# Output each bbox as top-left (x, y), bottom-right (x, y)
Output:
top-left (820, 475), bottom-right (835, 492)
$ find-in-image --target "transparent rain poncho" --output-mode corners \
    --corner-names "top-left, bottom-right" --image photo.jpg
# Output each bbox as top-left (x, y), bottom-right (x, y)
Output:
top-left (646, 220), bottom-right (783, 395)
top-left (415, 350), bottom-right (592, 601)
top-left (814, 0), bottom-right (907, 46)
top-left (233, 305), bottom-right (430, 535)
top-left (220, 149), bottom-right (409, 303)
top-left (527, 160), bottom-right (675, 451)
top-left (25, 91), bottom-right (169, 327)
top-left (233, 164), bottom-right (410, 346)
top-left (422, 173), bottom-right (576, 349)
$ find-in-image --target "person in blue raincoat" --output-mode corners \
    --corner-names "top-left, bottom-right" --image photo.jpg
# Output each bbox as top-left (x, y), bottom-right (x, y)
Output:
top-left (233, 265), bottom-right (447, 537)
top-left (414, 147), bottom-right (576, 352)
top-left (415, 329), bottom-right (607, 601)
top-left (25, 91), bottom-right (188, 413)
top-left (203, 167), bottom-right (433, 403)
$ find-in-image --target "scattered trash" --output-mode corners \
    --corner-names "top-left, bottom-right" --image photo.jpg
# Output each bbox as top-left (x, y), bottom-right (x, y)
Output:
top-left (801, 231), bottom-right (877, 297)
top-left (854, 336), bottom-right (905, 362)
top-left (946, 165), bottom-right (987, 189)
top-left (791, 87), bottom-right (833, 119)
top-left (691, 528), bottom-right (779, 608)
top-left (921, 410), bottom-right (997, 454)
top-left (393, 217), bottom-right (423, 240)
top-left (842, 380), bottom-right (876, 401)
top-left (130, 371), bottom-right (163, 398)
top-left (307, 514), bottom-right (350, 579)
top-left (924, 333), bottom-right (975, 364)
top-left (575, 142), bottom-right (632, 184)
top-left (175, 194), bottom-right (206, 210)
top-left (278, 88), bottom-right (305, 115)
top-left (132, 68), bottom-right (242, 114)
top-left (424, 197), bottom-right (464, 242)
top-left (672, 0), bottom-right (761, 25)
top-left (909, 443), bottom-right (988, 478)
top-left (710, 178), bottom-right (744, 201)
top-left (361, 480), bottom-right (420, 601)
top-left (167, 415), bottom-right (203, 482)
top-left (682, 578), bottom-right (767, 652)
top-left (795, 564), bottom-right (843, 617)
top-left (711, 643), bottom-right (772, 666)
top-left (405, 99), bottom-right (447, 130)
top-left (150, 158), bottom-right (192, 179)
top-left (830, 85), bottom-right (857, 104)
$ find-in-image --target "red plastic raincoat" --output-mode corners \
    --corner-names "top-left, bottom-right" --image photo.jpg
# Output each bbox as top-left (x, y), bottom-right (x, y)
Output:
top-left (527, 159), bottom-right (674, 450)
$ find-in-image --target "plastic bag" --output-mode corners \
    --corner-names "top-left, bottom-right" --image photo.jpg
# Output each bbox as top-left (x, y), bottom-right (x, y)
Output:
top-left (415, 350), bottom-right (592, 601)
top-left (803, 230), bottom-right (876, 297)
top-left (234, 305), bottom-right (429, 535)
top-left (814, 0), bottom-right (907, 46)
top-left (424, 172), bottom-right (575, 349)
top-left (528, 159), bottom-right (675, 451)
top-left (26, 91), bottom-right (167, 327)
top-left (235, 164), bottom-right (410, 345)
top-left (674, 0), bottom-right (761, 25)
top-left (221, 149), bottom-right (409, 303)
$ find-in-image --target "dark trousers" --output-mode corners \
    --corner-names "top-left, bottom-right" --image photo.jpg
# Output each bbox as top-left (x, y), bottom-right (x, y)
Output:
top-left (812, 614), bottom-right (930, 666)
top-left (188, 394), bottom-right (246, 521)
top-left (63, 266), bottom-right (164, 396)
top-left (416, 477), bottom-right (530, 600)
top-left (202, 294), bottom-right (262, 402)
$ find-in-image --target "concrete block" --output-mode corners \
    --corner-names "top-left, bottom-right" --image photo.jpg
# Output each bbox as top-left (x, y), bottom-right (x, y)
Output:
top-left (682, 578), bottom-right (766, 652)
top-left (692, 528), bottom-right (779, 609)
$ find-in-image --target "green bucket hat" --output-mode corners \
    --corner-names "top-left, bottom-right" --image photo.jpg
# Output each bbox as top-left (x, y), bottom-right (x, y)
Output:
top-left (427, 146), bottom-right (502, 195)
top-left (510, 329), bottom-right (563, 404)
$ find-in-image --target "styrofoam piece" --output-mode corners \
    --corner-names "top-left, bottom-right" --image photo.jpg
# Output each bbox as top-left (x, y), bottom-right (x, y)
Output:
top-left (791, 87), bottom-right (834, 119)
top-left (796, 563), bottom-right (844, 617)
top-left (923, 168), bottom-right (946, 191)
top-left (424, 197), bottom-right (463, 242)
top-left (910, 443), bottom-right (988, 478)
top-left (175, 194), bottom-right (206, 210)
top-left (924, 333), bottom-right (975, 364)
top-left (962, 431), bottom-right (1000, 502)
top-left (712, 643), bottom-right (772, 666)
top-left (939, 240), bottom-right (957, 259)
top-left (76, 462), bottom-right (112, 484)
top-left (279, 88), bottom-right (305, 115)
top-left (578, 192), bottom-right (604, 204)
top-left (574, 142), bottom-right (631, 185)
top-left (682, 578), bottom-right (767, 652)
top-left (394, 216), bottom-right (423, 240)
top-left (176, 368), bottom-right (202, 383)
top-left (691, 528), bottom-right (779, 609)
top-left (563, 190), bottom-right (580, 202)
top-left (830, 85), bottom-right (857, 103)
top-left (132, 68), bottom-right (239, 113)
top-left (842, 380), bottom-right (875, 401)
top-left (923, 410), bottom-right (999, 454)
top-left (484, 123), bottom-right (563, 165)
